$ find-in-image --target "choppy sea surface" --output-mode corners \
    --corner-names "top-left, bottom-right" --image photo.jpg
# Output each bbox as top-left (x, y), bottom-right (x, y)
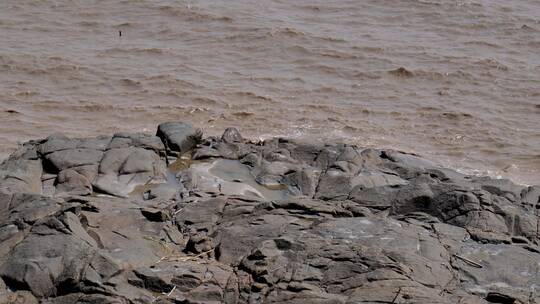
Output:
top-left (1, 0), bottom-right (539, 184)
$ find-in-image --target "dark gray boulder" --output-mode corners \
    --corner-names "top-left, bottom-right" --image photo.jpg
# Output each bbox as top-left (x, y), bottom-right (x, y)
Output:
top-left (156, 122), bottom-right (202, 155)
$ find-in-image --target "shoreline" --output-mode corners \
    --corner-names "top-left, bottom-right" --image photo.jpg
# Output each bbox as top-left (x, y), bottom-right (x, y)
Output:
top-left (1, 124), bottom-right (535, 187)
top-left (0, 121), bottom-right (538, 303)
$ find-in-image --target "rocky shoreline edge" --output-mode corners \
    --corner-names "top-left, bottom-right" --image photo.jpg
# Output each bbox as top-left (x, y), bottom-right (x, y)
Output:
top-left (0, 122), bottom-right (538, 304)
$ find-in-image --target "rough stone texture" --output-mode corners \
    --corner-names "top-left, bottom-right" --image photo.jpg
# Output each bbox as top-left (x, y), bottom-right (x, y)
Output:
top-left (0, 158), bottom-right (42, 195)
top-left (156, 121), bottom-right (202, 155)
top-left (0, 133), bottom-right (167, 198)
top-left (0, 124), bottom-right (538, 304)
top-left (56, 169), bottom-right (92, 196)
top-left (0, 141), bottom-right (43, 195)
top-left (93, 146), bottom-right (166, 197)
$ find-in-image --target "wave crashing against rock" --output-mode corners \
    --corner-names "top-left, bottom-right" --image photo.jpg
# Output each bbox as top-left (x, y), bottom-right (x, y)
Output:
top-left (0, 122), bottom-right (538, 304)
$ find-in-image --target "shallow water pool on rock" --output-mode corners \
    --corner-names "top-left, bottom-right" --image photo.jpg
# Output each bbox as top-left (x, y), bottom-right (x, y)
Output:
top-left (180, 159), bottom-right (289, 200)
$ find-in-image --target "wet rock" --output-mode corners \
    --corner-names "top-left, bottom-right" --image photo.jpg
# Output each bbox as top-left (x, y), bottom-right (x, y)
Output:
top-left (179, 159), bottom-right (287, 200)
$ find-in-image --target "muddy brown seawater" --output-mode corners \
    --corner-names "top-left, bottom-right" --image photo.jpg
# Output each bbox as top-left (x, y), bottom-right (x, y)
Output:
top-left (0, 0), bottom-right (539, 184)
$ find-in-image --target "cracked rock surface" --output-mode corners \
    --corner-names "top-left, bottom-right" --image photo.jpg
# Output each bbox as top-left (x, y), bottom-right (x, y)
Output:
top-left (0, 122), bottom-right (538, 303)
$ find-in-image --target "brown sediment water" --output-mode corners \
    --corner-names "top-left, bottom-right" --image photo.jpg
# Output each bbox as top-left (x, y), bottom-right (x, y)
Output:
top-left (0, 0), bottom-right (539, 185)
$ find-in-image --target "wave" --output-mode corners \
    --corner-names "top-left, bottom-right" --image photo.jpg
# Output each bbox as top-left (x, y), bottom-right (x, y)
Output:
top-left (158, 5), bottom-right (233, 22)
top-left (100, 48), bottom-right (166, 55)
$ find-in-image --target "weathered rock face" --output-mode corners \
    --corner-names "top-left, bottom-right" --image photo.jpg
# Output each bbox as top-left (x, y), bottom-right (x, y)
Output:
top-left (0, 123), bottom-right (538, 304)
top-left (0, 133), bottom-right (167, 198)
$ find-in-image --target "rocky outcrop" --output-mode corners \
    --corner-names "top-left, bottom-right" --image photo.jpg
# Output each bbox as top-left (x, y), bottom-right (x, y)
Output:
top-left (0, 123), bottom-right (538, 303)
top-left (0, 132), bottom-right (167, 198)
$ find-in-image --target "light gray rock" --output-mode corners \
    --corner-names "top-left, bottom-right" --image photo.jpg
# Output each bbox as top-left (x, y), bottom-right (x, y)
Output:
top-left (221, 127), bottom-right (243, 144)
top-left (45, 148), bottom-right (103, 172)
top-left (107, 132), bottom-right (165, 153)
top-left (56, 169), bottom-right (92, 196)
top-left (38, 134), bottom-right (78, 155)
top-left (0, 158), bottom-right (42, 194)
top-left (93, 147), bottom-right (165, 197)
